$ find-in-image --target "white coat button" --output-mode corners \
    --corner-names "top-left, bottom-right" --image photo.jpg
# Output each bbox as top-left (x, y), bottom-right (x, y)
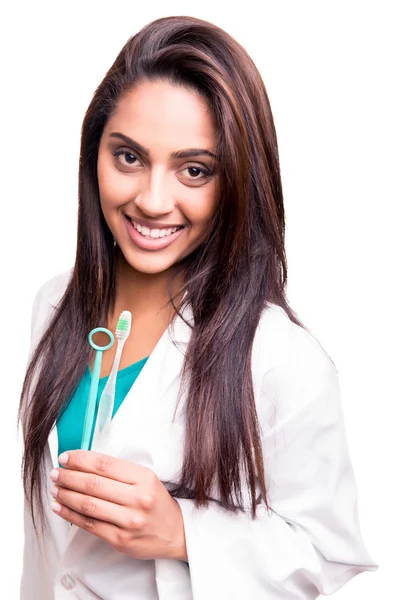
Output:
top-left (60, 573), bottom-right (76, 590)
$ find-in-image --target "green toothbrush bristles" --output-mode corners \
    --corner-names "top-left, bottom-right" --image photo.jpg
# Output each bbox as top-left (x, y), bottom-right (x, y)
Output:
top-left (116, 310), bottom-right (132, 339)
top-left (116, 318), bottom-right (129, 331)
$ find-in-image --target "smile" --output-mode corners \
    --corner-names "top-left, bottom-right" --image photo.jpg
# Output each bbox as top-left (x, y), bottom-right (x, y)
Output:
top-left (124, 216), bottom-right (186, 251)
top-left (130, 219), bottom-right (183, 239)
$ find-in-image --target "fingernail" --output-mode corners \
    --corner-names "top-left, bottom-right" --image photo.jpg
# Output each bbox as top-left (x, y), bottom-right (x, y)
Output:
top-left (50, 469), bottom-right (59, 482)
top-left (51, 500), bottom-right (62, 513)
top-left (50, 485), bottom-right (58, 498)
top-left (58, 453), bottom-right (69, 465)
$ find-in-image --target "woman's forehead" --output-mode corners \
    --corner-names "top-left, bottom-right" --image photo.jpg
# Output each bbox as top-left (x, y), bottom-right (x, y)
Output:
top-left (103, 79), bottom-right (216, 153)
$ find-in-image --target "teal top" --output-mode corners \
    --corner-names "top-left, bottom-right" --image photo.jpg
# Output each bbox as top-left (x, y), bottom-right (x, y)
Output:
top-left (56, 356), bottom-right (149, 456)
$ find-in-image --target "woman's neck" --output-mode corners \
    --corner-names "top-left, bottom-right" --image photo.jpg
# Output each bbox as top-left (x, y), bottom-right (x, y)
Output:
top-left (112, 250), bottom-right (182, 322)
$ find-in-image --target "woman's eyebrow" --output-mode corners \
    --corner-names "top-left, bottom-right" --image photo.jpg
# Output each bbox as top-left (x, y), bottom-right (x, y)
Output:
top-left (109, 132), bottom-right (217, 160)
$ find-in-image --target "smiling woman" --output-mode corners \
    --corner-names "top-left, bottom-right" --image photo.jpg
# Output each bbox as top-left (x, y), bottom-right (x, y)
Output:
top-left (18, 14), bottom-right (377, 600)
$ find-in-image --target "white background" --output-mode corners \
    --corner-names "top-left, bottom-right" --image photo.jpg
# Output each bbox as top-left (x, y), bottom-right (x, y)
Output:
top-left (1, 1), bottom-right (398, 597)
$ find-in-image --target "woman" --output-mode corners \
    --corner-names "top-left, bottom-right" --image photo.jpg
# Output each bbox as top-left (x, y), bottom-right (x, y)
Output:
top-left (19, 15), bottom-right (378, 600)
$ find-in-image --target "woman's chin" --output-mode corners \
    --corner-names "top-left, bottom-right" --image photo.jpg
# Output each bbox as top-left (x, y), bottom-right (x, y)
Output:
top-left (118, 247), bottom-right (180, 275)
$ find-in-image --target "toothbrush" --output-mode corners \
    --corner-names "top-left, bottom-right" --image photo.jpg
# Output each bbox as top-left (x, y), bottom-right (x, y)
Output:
top-left (91, 310), bottom-right (132, 450)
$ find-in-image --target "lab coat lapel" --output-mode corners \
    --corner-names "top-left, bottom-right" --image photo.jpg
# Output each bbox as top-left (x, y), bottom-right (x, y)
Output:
top-left (45, 288), bottom-right (67, 471)
top-left (48, 423), bottom-right (59, 471)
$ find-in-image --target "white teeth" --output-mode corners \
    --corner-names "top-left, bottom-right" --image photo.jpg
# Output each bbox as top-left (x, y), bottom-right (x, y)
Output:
top-left (130, 219), bottom-right (182, 239)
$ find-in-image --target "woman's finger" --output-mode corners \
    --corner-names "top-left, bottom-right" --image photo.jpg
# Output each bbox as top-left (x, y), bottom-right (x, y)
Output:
top-left (51, 467), bottom-right (135, 506)
top-left (50, 498), bottom-right (123, 545)
top-left (57, 450), bottom-right (152, 485)
top-left (50, 485), bottom-right (142, 530)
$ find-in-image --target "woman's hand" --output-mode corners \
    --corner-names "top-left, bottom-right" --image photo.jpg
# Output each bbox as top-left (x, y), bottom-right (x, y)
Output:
top-left (49, 450), bottom-right (188, 562)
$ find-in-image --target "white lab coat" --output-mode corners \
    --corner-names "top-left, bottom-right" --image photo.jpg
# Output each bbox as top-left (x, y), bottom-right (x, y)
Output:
top-left (20, 269), bottom-right (378, 599)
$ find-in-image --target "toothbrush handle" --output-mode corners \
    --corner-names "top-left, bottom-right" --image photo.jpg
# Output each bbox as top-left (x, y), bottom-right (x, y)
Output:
top-left (91, 392), bottom-right (114, 452)
top-left (91, 340), bottom-right (125, 450)
top-left (97, 391), bottom-right (114, 431)
top-left (81, 350), bottom-right (103, 450)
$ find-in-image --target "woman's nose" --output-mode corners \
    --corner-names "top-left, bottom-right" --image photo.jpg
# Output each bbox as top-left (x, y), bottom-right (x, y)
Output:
top-left (134, 169), bottom-right (175, 217)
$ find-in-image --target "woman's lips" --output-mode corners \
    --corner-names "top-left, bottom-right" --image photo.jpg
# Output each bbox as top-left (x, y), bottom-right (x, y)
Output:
top-left (124, 216), bottom-right (185, 251)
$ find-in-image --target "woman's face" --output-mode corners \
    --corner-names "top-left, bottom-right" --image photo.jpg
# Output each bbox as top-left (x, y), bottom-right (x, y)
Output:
top-left (97, 79), bottom-right (219, 275)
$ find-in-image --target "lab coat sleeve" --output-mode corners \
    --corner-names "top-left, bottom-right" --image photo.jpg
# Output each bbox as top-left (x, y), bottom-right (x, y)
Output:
top-left (20, 270), bottom-right (73, 599)
top-left (175, 322), bottom-right (378, 599)
top-left (20, 280), bottom-right (53, 599)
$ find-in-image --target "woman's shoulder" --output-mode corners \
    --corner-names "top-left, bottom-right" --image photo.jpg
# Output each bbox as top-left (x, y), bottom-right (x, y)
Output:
top-left (255, 301), bottom-right (336, 372)
top-left (253, 302), bottom-right (339, 431)
top-left (30, 268), bottom-right (73, 342)
top-left (33, 267), bottom-right (73, 308)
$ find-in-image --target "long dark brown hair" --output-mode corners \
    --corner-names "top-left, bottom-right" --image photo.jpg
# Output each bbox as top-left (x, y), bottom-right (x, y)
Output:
top-left (19, 15), bottom-right (305, 528)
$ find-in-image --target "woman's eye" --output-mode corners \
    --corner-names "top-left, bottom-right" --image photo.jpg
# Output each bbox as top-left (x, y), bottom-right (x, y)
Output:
top-left (181, 165), bottom-right (212, 180)
top-left (112, 149), bottom-right (139, 167)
